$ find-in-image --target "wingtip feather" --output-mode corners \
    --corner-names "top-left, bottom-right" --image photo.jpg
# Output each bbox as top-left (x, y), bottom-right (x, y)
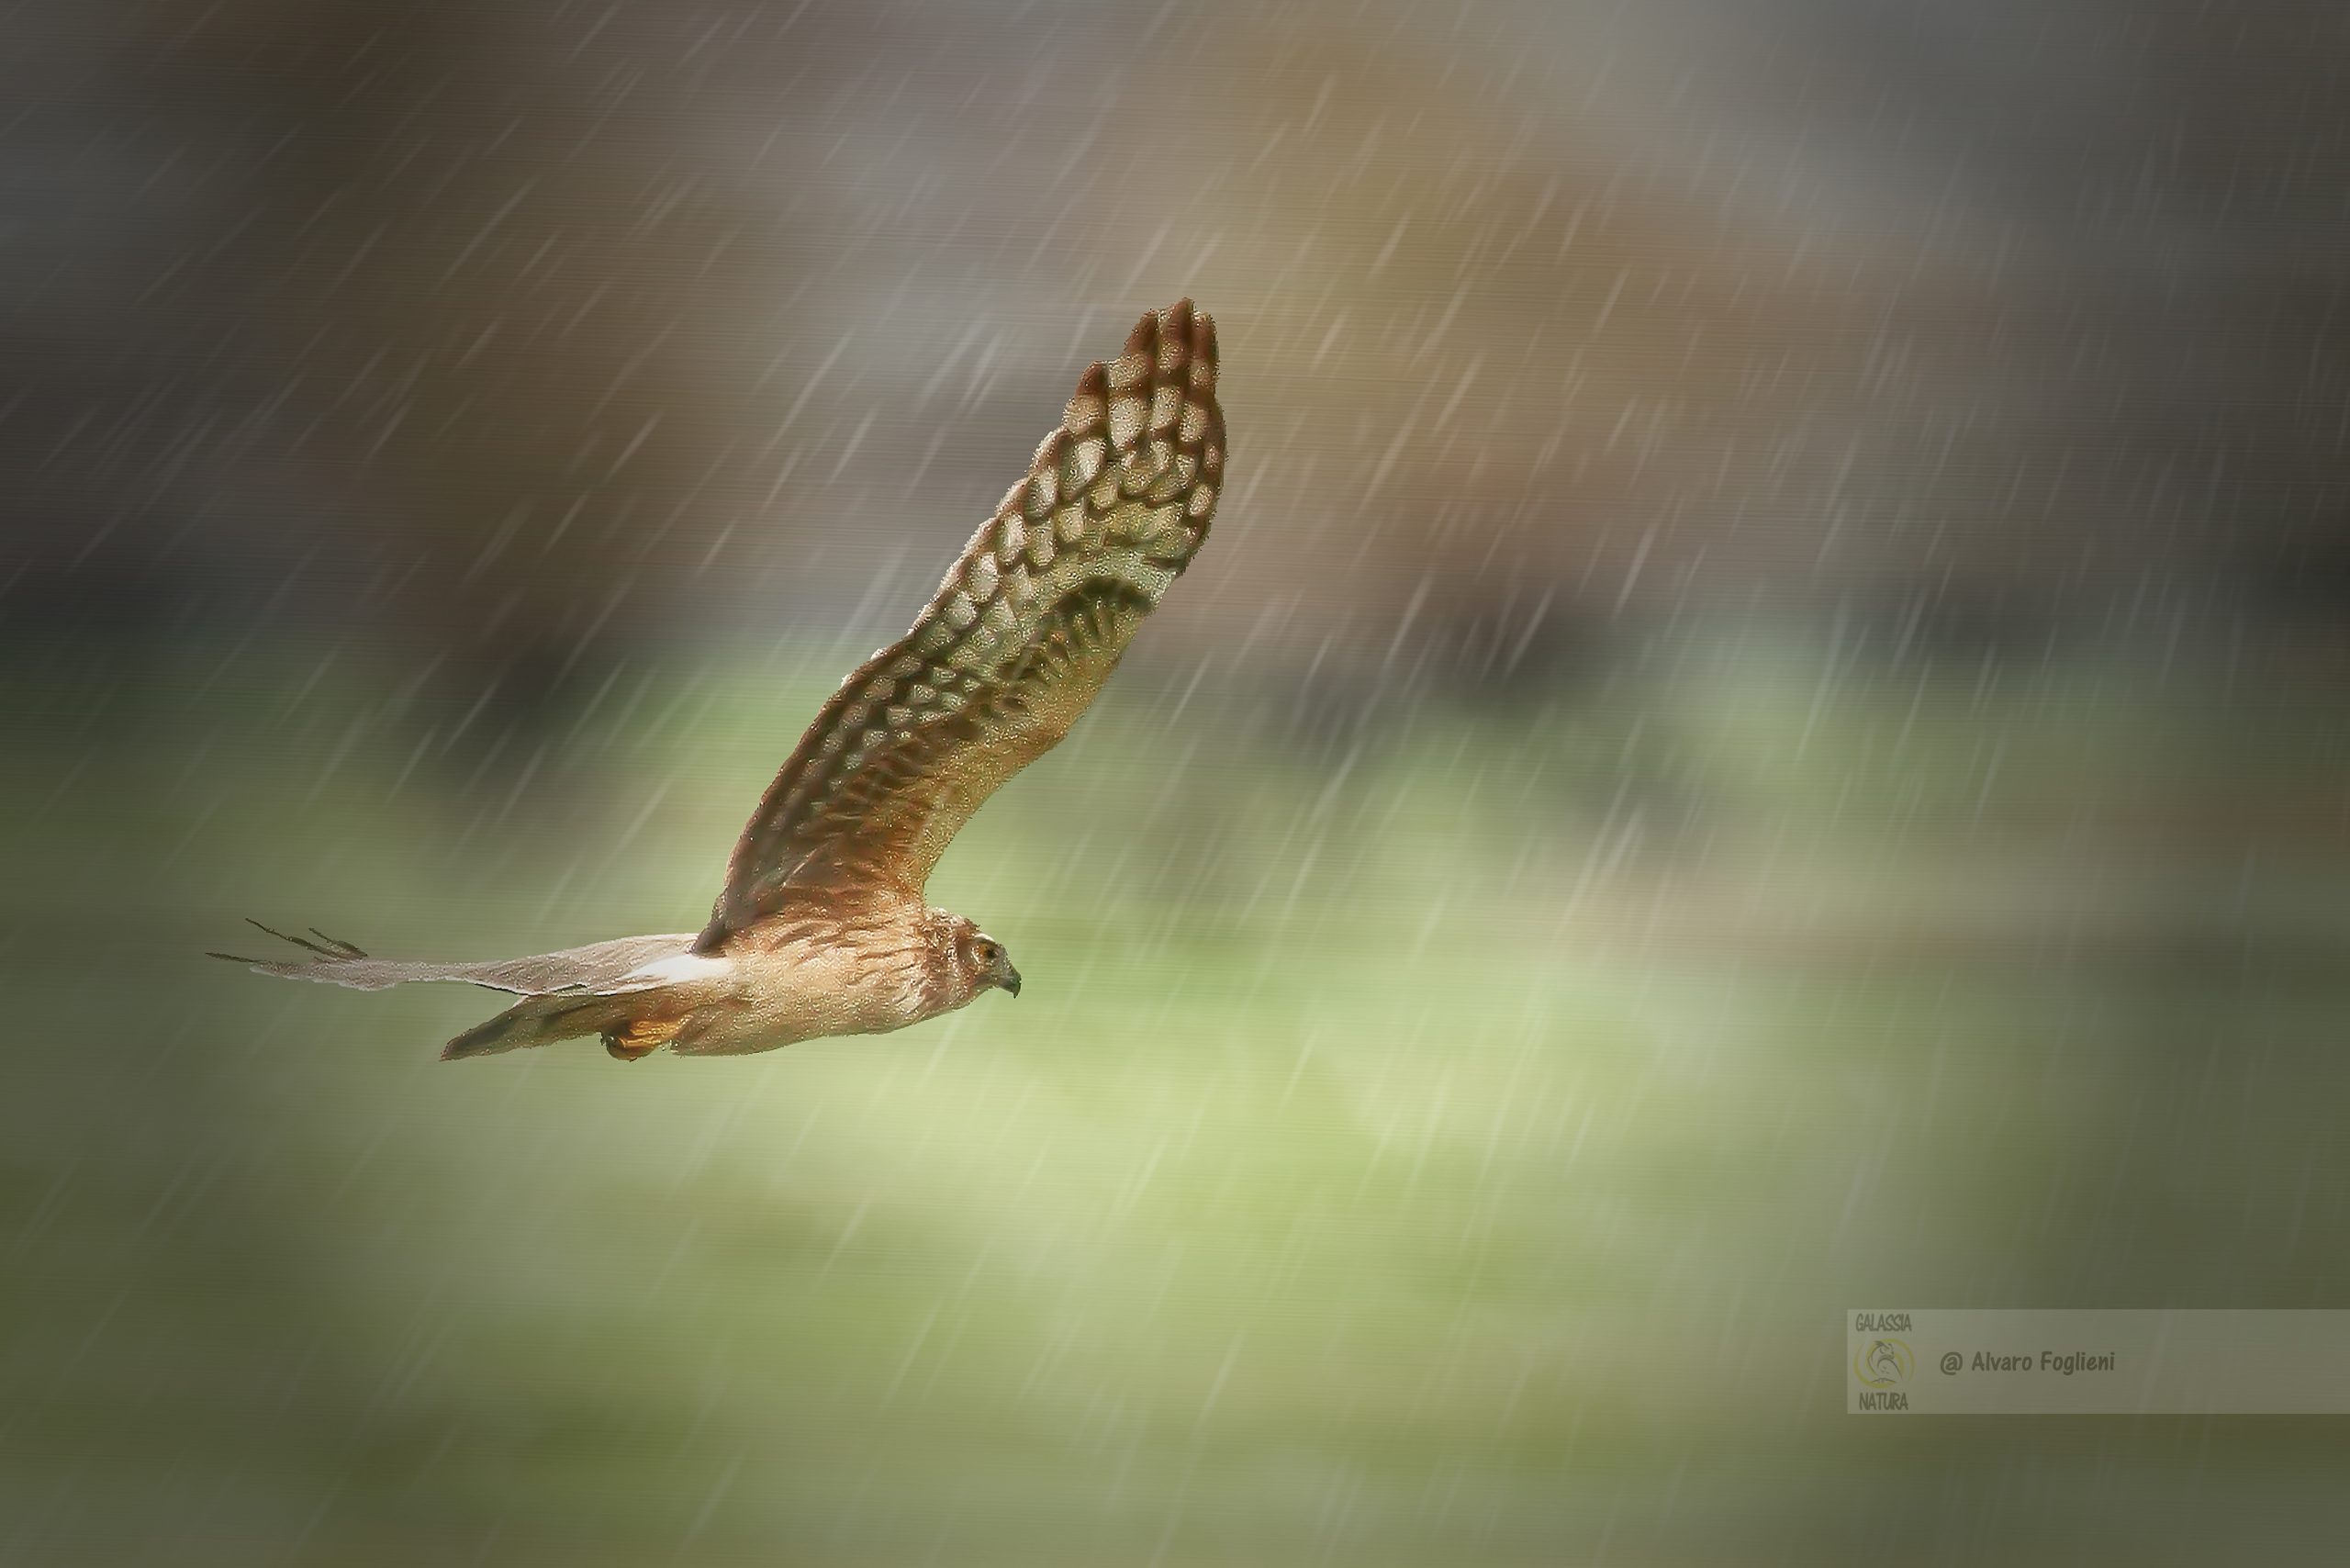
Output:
top-left (694, 297), bottom-right (1228, 937)
top-left (1122, 305), bottom-right (1160, 360)
top-left (1064, 362), bottom-right (1108, 436)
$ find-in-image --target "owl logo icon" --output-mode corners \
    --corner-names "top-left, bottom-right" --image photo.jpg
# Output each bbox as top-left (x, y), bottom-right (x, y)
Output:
top-left (1854, 1338), bottom-right (1915, 1388)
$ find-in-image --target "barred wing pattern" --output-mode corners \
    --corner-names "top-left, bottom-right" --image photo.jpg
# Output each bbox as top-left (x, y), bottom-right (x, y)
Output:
top-left (699, 300), bottom-right (1225, 946)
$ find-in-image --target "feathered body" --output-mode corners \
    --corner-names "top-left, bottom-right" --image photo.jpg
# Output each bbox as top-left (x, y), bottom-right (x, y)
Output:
top-left (217, 299), bottom-right (1223, 1062)
top-left (431, 895), bottom-right (997, 1060)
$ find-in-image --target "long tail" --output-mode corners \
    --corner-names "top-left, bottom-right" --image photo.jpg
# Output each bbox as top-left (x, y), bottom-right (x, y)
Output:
top-left (438, 991), bottom-right (677, 1061)
top-left (211, 921), bottom-right (703, 1061)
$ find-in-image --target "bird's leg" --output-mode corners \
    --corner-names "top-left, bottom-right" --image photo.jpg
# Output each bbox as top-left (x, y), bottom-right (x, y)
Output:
top-left (603, 1015), bottom-right (684, 1062)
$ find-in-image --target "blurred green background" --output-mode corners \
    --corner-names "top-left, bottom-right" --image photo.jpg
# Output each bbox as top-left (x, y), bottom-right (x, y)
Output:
top-left (7, 631), bottom-right (2349, 1564)
top-left (7, 0), bottom-right (2350, 1562)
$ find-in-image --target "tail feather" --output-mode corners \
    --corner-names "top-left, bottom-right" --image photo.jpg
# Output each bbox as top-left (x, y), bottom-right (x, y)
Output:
top-left (440, 991), bottom-right (637, 1060)
top-left (215, 920), bottom-right (709, 1061)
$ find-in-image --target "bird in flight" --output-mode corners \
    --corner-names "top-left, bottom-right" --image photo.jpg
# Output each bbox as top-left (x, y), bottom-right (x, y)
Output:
top-left (217, 299), bottom-right (1225, 1062)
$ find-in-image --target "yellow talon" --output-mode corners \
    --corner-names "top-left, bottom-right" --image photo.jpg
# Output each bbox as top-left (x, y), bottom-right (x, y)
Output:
top-left (602, 1016), bottom-right (683, 1062)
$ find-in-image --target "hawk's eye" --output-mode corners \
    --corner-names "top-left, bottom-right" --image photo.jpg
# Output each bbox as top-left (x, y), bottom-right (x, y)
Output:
top-left (975, 941), bottom-right (999, 963)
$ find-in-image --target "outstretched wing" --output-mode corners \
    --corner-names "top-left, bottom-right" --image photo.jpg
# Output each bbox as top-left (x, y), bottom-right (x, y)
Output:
top-left (211, 921), bottom-right (697, 993)
top-left (699, 299), bottom-right (1225, 946)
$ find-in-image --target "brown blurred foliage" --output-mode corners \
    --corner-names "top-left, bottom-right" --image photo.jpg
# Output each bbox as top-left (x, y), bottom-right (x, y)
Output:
top-left (5, 0), bottom-right (2344, 711)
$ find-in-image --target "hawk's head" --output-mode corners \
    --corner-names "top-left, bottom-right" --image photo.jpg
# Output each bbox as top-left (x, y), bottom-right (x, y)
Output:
top-left (944, 915), bottom-right (1021, 1001)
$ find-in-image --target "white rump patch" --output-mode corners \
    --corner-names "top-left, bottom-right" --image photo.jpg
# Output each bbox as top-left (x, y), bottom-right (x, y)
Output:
top-left (621, 952), bottom-right (733, 985)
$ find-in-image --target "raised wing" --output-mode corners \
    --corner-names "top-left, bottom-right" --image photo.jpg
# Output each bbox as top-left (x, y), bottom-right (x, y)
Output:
top-left (698, 299), bottom-right (1225, 946)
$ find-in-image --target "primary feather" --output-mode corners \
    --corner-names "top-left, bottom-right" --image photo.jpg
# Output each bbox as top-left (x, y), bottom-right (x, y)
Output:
top-left (215, 300), bottom-right (1225, 1062)
top-left (700, 298), bottom-right (1223, 943)
top-left (211, 922), bottom-right (697, 995)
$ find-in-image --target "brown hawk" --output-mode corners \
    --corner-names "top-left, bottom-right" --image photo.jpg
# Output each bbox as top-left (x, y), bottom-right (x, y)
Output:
top-left (216, 300), bottom-right (1225, 1061)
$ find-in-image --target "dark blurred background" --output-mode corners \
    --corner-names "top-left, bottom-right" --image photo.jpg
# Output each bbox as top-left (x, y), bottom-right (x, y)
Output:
top-left (4, 1), bottom-right (2348, 1563)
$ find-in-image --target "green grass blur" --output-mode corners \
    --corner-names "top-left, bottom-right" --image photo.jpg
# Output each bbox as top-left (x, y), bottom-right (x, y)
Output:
top-left (5, 632), bottom-right (2348, 1564)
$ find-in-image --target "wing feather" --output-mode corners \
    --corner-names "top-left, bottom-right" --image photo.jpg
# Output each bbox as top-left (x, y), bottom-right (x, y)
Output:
top-left (699, 299), bottom-right (1225, 946)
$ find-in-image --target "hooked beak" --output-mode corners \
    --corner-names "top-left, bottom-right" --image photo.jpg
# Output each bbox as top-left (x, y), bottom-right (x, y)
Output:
top-left (1000, 966), bottom-right (1022, 998)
